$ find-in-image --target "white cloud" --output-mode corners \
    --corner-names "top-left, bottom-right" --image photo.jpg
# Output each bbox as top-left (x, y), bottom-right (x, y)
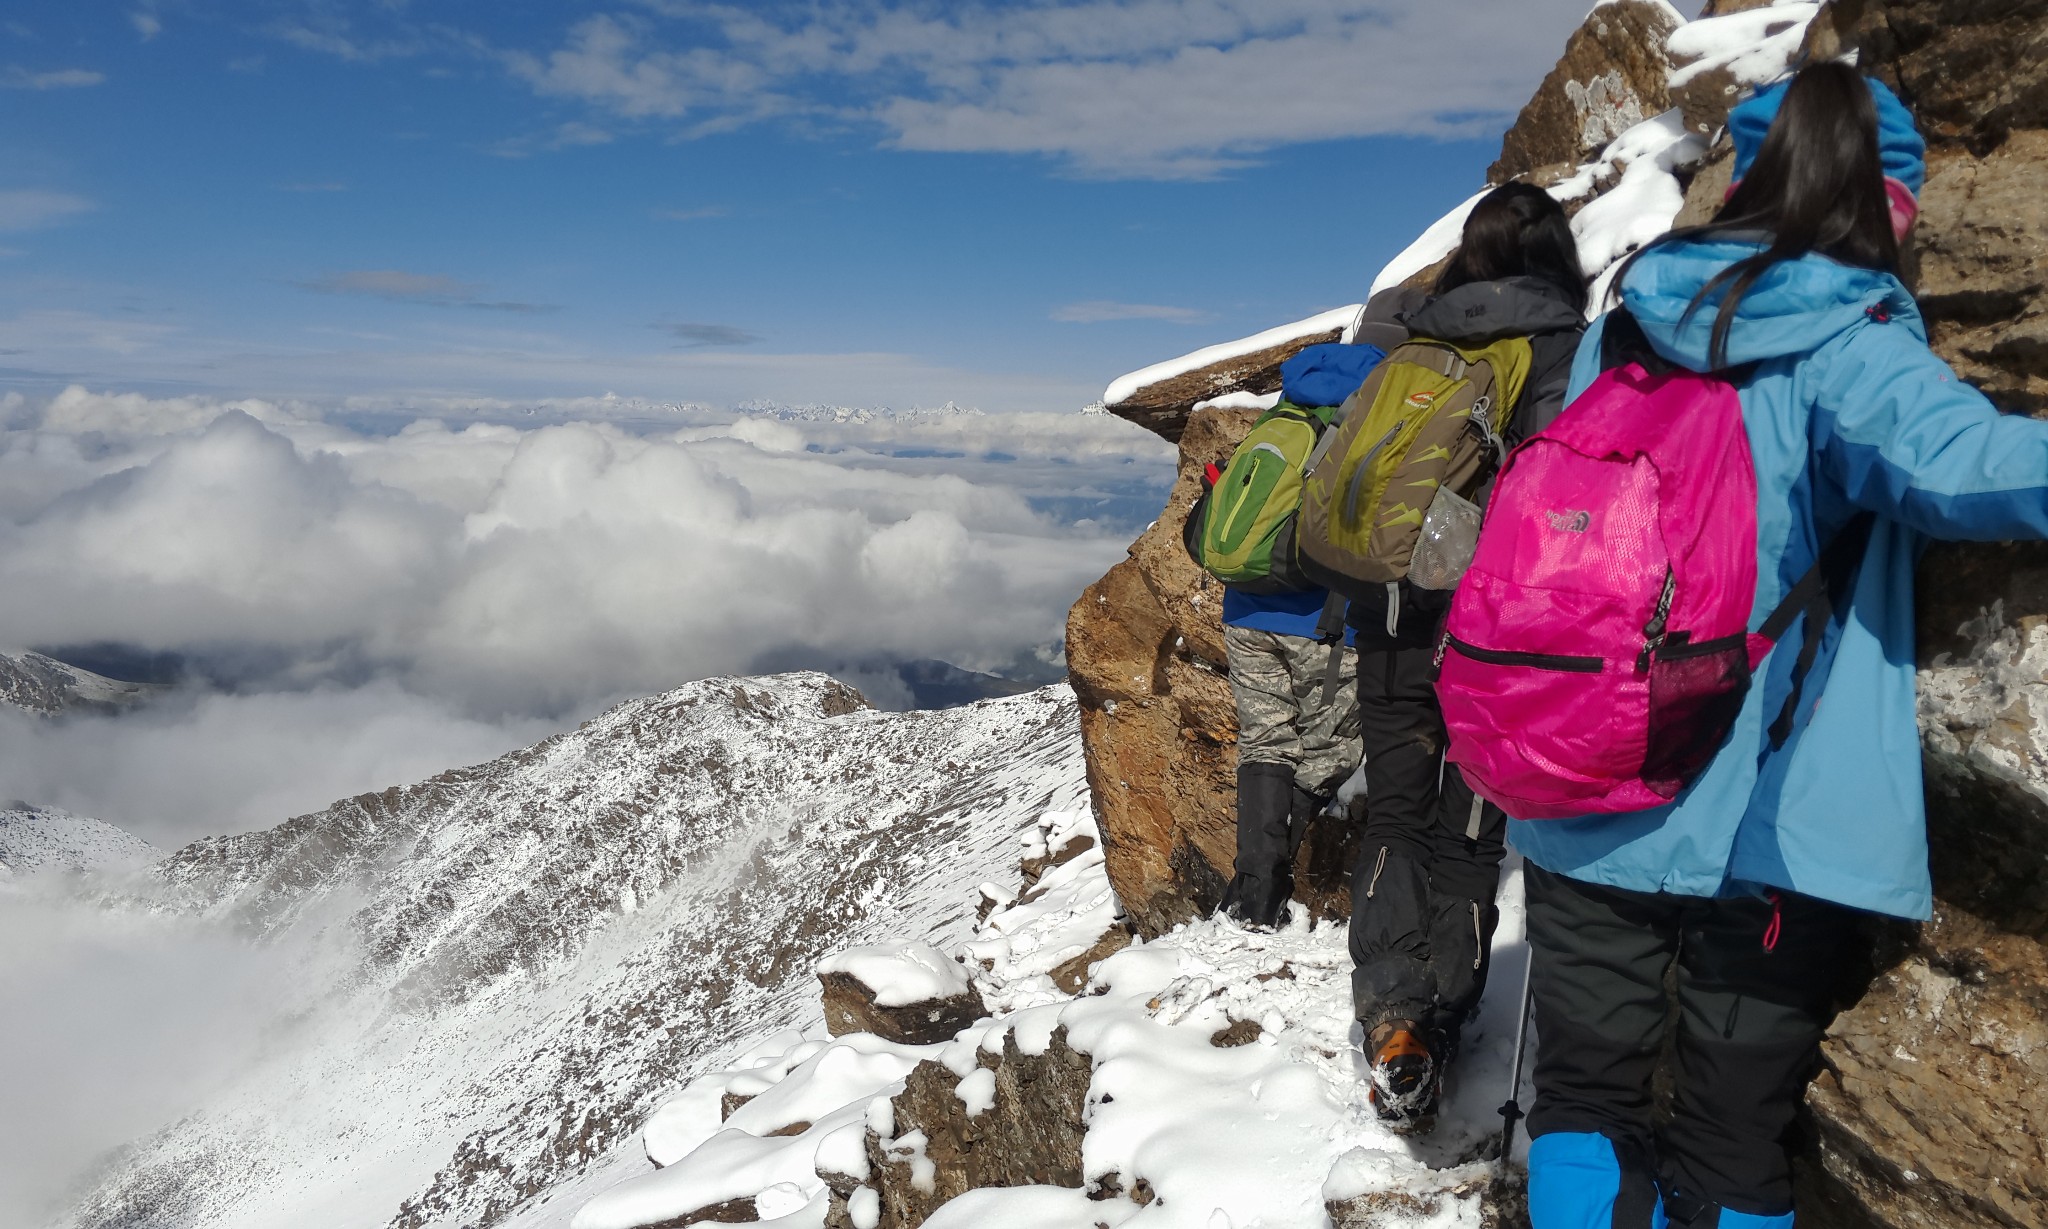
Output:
top-left (130, 11), bottom-right (162, 40)
top-left (0, 389), bottom-right (1168, 727)
top-left (0, 67), bottom-right (106, 89)
top-left (1052, 300), bottom-right (1210, 324)
top-left (481, 0), bottom-right (1594, 179)
top-left (0, 684), bottom-right (554, 846)
top-left (0, 389), bottom-right (1166, 850)
top-left (0, 189), bottom-right (94, 232)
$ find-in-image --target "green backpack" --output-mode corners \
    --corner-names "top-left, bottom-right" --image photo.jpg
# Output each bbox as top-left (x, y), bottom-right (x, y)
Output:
top-left (1183, 400), bottom-right (1339, 594)
top-left (1297, 336), bottom-right (1532, 604)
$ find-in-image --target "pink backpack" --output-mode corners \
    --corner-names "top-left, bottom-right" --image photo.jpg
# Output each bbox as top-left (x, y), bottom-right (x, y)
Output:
top-left (1437, 330), bottom-right (1868, 820)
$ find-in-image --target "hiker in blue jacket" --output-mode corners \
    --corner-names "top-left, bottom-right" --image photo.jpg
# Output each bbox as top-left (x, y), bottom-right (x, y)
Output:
top-left (1514, 64), bottom-right (2048, 1229)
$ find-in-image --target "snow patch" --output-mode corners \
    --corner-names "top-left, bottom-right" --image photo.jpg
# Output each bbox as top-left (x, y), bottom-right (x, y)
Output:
top-left (1669, 4), bottom-right (1823, 92)
top-left (816, 940), bottom-right (974, 1007)
top-left (1103, 307), bottom-right (1361, 407)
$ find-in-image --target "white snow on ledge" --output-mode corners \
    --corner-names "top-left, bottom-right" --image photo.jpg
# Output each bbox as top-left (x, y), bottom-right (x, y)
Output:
top-left (815, 940), bottom-right (974, 1007)
top-left (1102, 305), bottom-right (1362, 408)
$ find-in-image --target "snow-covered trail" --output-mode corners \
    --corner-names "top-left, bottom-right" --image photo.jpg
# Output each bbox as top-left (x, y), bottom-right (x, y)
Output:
top-left (580, 804), bottom-right (1535, 1229)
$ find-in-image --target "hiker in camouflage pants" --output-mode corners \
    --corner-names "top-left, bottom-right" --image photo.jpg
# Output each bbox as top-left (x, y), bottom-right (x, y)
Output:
top-left (1226, 625), bottom-right (1360, 797)
top-left (1218, 598), bottom-right (1361, 930)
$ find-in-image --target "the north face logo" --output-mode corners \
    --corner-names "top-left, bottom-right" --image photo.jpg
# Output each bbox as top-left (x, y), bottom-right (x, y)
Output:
top-left (1403, 389), bottom-right (1439, 410)
top-left (1546, 509), bottom-right (1591, 533)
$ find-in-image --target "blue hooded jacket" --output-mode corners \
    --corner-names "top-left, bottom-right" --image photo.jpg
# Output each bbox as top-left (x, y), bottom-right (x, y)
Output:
top-left (1509, 243), bottom-right (2048, 920)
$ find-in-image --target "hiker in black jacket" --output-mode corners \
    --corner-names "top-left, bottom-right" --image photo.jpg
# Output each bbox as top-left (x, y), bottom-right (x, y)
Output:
top-left (1347, 184), bottom-right (1588, 1127)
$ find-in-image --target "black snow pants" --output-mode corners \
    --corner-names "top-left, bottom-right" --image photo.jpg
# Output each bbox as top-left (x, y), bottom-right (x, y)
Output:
top-left (1524, 864), bottom-right (1863, 1224)
top-left (1348, 637), bottom-right (1507, 1044)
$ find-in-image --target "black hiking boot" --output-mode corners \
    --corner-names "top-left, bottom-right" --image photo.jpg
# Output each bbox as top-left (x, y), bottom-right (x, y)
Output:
top-left (1218, 762), bottom-right (1295, 930)
top-left (1365, 1020), bottom-right (1443, 1132)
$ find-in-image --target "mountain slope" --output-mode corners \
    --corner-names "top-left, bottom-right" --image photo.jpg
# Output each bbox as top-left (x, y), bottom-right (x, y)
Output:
top-left (59, 673), bottom-right (1085, 1229)
top-left (0, 804), bottom-right (158, 880)
top-left (0, 650), bottom-right (156, 717)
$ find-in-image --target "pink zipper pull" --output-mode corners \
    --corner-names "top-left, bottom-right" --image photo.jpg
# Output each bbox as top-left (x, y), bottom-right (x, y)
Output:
top-left (1762, 892), bottom-right (1783, 953)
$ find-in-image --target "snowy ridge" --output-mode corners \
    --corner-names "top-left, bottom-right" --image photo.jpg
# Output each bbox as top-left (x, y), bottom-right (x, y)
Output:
top-left (0, 804), bottom-right (158, 881)
top-left (0, 650), bottom-right (157, 717)
top-left (581, 804), bottom-right (1536, 1229)
top-left (61, 674), bottom-right (1087, 1229)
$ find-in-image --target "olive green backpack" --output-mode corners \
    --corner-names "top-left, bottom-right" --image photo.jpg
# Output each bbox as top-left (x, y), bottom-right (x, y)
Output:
top-left (1297, 336), bottom-right (1532, 609)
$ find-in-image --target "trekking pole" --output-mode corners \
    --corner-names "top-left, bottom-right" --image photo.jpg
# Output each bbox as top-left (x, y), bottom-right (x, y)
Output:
top-left (1495, 942), bottom-right (1536, 1179)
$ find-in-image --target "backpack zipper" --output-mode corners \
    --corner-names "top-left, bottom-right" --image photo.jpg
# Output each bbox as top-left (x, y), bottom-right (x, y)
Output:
top-left (1443, 636), bottom-right (1602, 673)
top-left (1342, 423), bottom-right (1403, 527)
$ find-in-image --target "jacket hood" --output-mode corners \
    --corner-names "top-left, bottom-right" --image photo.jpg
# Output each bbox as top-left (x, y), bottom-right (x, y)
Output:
top-left (1402, 276), bottom-right (1584, 346)
top-left (1619, 238), bottom-right (1924, 370)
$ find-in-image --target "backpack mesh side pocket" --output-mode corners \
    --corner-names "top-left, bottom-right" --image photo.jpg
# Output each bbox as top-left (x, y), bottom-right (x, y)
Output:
top-left (1641, 635), bottom-right (1751, 798)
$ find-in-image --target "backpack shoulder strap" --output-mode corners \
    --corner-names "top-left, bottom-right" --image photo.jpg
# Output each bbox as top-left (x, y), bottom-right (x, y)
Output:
top-left (1757, 512), bottom-right (1876, 748)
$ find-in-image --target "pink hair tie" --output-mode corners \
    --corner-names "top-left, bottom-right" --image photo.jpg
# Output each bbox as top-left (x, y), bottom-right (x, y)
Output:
top-left (1883, 177), bottom-right (1919, 241)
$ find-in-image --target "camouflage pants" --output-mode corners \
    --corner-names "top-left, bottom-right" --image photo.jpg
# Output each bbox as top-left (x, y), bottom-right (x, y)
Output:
top-left (1225, 624), bottom-right (1363, 797)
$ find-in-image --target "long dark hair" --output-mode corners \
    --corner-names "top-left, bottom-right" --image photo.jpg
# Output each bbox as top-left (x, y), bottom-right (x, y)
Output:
top-left (1617, 61), bottom-right (1900, 368)
top-left (1435, 182), bottom-right (1589, 314)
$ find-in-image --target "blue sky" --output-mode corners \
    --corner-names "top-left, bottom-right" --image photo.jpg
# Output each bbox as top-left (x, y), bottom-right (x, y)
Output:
top-left (0, 1), bottom-right (1598, 413)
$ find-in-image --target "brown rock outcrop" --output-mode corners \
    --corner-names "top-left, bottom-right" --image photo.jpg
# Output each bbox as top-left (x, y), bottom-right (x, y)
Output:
top-left (834, 1027), bottom-right (1094, 1229)
top-left (1489, 0), bottom-right (1684, 184)
top-left (1801, 908), bottom-right (2048, 1229)
top-left (818, 971), bottom-right (987, 1047)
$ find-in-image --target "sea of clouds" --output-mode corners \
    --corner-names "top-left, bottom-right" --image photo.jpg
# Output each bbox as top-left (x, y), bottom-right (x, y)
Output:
top-left (0, 386), bottom-right (1172, 846)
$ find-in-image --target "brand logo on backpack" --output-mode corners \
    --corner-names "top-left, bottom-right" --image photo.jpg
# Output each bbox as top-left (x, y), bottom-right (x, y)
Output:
top-left (1403, 389), bottom-right (1439, 410)
top-left (1545, 509), bottom-right (1591, 534)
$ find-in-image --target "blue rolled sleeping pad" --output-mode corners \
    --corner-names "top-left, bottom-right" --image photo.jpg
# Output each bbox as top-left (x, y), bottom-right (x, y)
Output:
top-left (1280, 342), bottom-right (1386, 409)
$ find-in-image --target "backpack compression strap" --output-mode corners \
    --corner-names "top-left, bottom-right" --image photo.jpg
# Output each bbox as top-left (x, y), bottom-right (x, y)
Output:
top-left (1316, 591), bottom-right (1350, 708)
top-left (1756, 512), bottom-right (1876, 748)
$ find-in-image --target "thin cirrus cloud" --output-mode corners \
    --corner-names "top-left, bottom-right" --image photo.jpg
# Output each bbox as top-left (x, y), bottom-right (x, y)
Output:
top-left (654, 206), bottom-right (729, 222)
top-left (657, 321), bottom-right (762, 348)
top-left (488, 121), bottom-right (616, 159)
top-left (296, 269), bottom-right (557, 313)
top-left (1051, 300), bottom-right (1210, 325)
top-left (0, 190), bottom-right (95, 232)
top-left (1, 66), bottom-right (106, 89)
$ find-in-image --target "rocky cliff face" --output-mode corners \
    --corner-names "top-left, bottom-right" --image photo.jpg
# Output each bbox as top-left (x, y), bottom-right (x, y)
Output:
top-left (1069, 2), bottom-right (2048, 1226)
